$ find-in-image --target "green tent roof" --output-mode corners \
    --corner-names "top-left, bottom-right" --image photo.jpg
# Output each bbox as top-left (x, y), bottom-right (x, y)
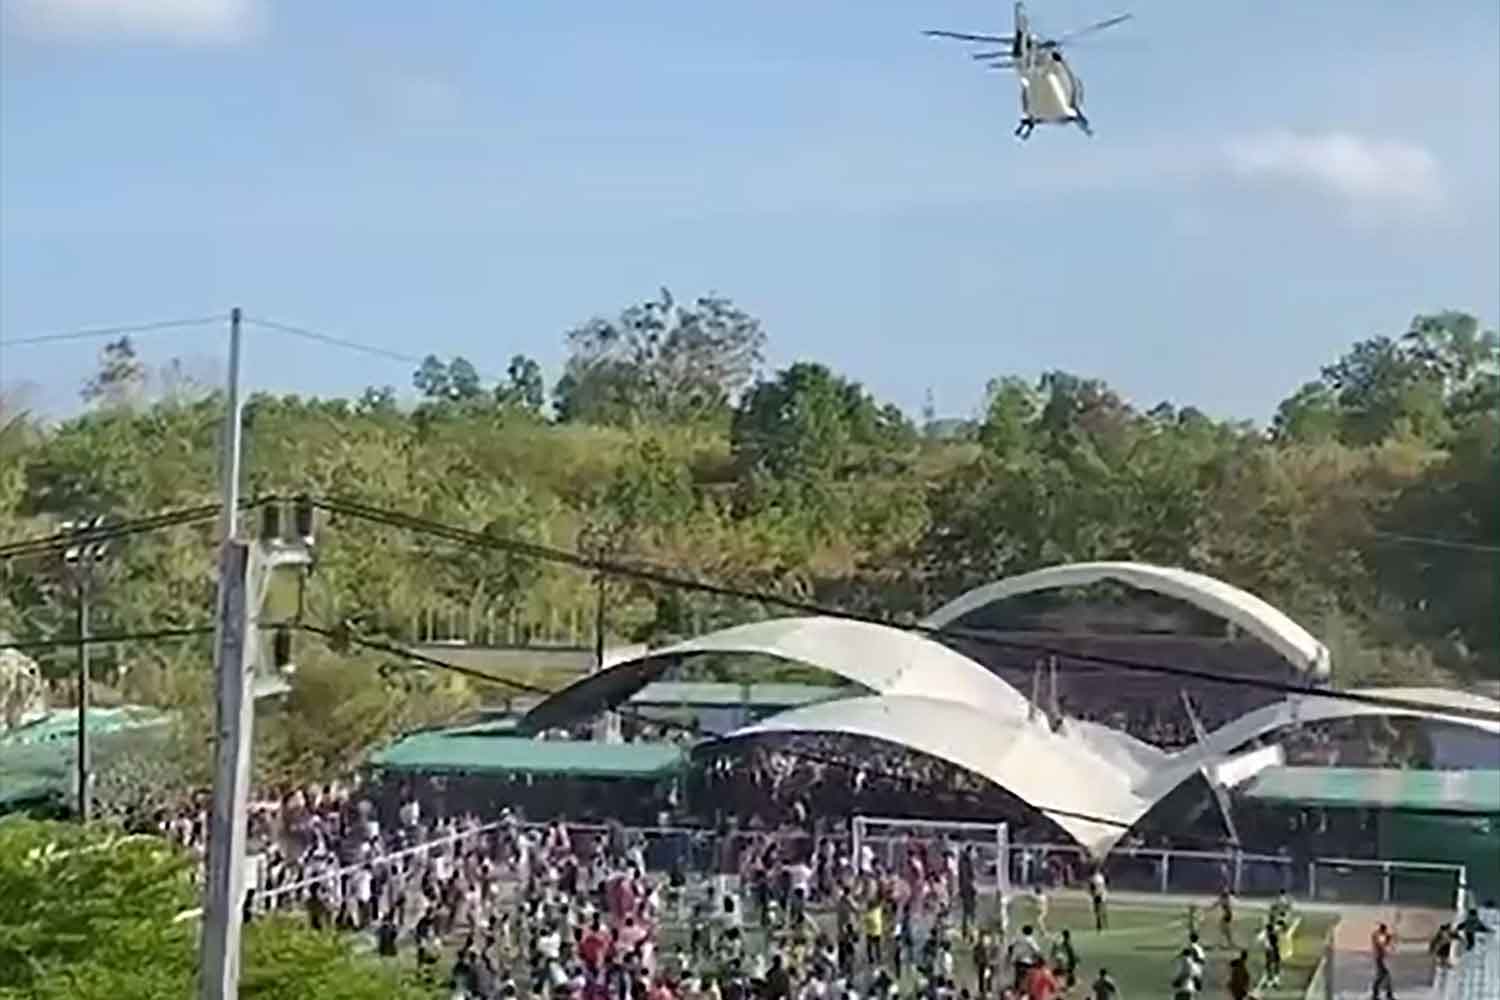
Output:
top-left (369, 731), bottom-right (685, 779)
top-left (0, 707), bottom-right (173, 810)
top-left (1240, 766), bottom-right (1500, 814)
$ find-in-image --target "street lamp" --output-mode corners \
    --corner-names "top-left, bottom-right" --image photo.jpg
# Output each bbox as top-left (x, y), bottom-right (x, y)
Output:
top-left (61, 515), bottom-right (108, 823)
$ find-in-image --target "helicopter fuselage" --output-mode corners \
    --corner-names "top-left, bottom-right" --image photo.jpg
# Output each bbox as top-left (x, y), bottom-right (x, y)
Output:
top-left (1017, 53), bottom-right (1083, 124)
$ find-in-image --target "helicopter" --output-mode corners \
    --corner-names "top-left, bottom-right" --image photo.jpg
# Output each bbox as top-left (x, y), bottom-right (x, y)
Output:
top-left (925, 2), bottom-right (1132, 139)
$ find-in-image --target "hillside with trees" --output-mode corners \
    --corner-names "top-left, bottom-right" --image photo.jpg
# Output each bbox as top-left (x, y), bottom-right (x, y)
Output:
top-left (0, 294), bottom-right (1495, 795)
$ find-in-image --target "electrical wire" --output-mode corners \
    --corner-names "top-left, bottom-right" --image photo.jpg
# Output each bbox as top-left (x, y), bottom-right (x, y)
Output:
top-left (0, 498), bottom-right (276, 561)
top-left (1368, 529), bottom-right (1500, 556)
top-left (0, 315), bottom-right (228, 348)
top-left (0, 625), bottom-right (215, 652)
top-left (310, 496), bottom-right (1500, 725)
top-left (245, 315), bottom-right (519, 387)
top-left (243, 317), bottom-right (430, 367)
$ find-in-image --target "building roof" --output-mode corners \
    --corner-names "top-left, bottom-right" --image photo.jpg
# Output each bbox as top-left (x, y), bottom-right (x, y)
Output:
top-left (368, 731), bottom-right (685, 779)
top-left (1239, 766), bottom-right (1500, 814)
top-left (921, 561), bottom-right (1332, 676)
top-left (630, 681), bottom-right (849, 708)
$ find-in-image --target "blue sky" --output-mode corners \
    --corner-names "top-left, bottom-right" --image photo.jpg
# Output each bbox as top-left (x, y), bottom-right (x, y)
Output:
top-left (2, 0), bottom-right (1497, 423)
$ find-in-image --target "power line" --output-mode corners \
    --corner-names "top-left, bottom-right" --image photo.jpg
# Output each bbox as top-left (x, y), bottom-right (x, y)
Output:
top-left (0, 501), bottom-right (261, 561)
top-left (1369, 529), bottom-right (1500, 556)
top-left (0, 315), bottom-right (228, 348)
top-left (245, 315), bottom-right (520, 389)
top-left (3, 491), bottom-right (1494, 724)
top-left (0, 625), bottom-right (215, 653)
top-left (243, 317), bottom-right (429, 368)
top-left (310, 495), bottom-right (1500, 725)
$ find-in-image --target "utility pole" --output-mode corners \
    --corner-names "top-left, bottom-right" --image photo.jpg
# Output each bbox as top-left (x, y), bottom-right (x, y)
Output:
top-left (76, 574), bottom-right (89, 821)
top-left (199, 307), bottom-right (250, 1000)
top-left (62, 515), bottom-right (107, 823)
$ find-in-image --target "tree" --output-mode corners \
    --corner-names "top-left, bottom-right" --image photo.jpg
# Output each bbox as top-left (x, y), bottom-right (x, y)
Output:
top-left (731, 362), bottom-right (899, 480)
top-left (1321, 335), bottom-right (1447, 445)
top-left (495, 354), bottom-right (545, 414)
top-left (80, 336), bottom-right (147, 408)
top-left (0, 819), bottom-right (432, 999)
top-left (1369, 413), bottom-right (1500, 669)
top-left (556, 288), bottom-right (766, 425)
top-left (977, 377), bottom-right (1040, 457)
top-left (412, 354), bottom-right (484, 402)
top-left (1272, 382), bottom-right (1342, 444)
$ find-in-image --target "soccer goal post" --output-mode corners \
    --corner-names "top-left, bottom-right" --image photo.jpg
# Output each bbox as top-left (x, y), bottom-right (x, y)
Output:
top-left (851, 815), bottom-right (1011, 900)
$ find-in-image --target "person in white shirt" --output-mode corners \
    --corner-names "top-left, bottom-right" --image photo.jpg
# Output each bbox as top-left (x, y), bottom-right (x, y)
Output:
top-left (1170, 947), bottom-right (1203, 1000)
top-left (1089, 869), bottom-right (1109, 930)
top-left (351, 865), bottom-right (374, 927)
top-left (1008, 926), bottom-right (1043, 988)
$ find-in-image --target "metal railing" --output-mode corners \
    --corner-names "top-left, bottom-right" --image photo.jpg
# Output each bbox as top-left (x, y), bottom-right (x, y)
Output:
top-left (1309, 856), bottom-right (1467, 911)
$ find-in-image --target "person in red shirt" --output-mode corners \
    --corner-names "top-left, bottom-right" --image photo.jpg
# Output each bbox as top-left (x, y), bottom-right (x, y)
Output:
top-left (1024, 962), bottom-right (1060, 1000)
top-left (579, 914), bottom-right (612, 972)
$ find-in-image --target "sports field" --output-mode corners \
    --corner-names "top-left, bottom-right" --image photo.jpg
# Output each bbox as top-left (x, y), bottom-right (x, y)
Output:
top-left (984, 895), bottom-right (1334, 998)
top-left (723, 893), bottom-right (1336, 1000)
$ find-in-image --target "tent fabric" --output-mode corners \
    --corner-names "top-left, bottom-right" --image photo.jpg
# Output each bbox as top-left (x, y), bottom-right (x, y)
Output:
top-left (1239, 766), bottom-right (1500, 814)
top-left (1, 706), bottom-right (168, 747)
top-left (1183, 687), bottom-right (1500, 769)
top-left (920, 561), bottom-right (1332, 677)
top-left (520, 616), bottom-right (1033, 733)
top-left (369, 733), bottom-right (685, 779)
top-left (721, 695), bottom-right (1151, 854)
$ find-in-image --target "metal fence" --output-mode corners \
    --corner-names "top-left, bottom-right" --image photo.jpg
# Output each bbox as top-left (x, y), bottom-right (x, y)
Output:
top-left (1309, 856), bottom-right (1467, 911)
top-left (202, 818), bottom-right (1472, 925)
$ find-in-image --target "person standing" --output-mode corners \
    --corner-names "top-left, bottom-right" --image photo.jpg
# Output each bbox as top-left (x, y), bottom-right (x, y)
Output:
top-left (1216, 889), bottom-right (1236, 949)
top-left (1370, 922), bottom-right (1396, 1000)
top-left (1227, 951), bottom-right (1252, 1000)
top-left (1089, 968), bottom-right (1120, 1000)
top-left (1088, 868), bottom-right (1108, 931)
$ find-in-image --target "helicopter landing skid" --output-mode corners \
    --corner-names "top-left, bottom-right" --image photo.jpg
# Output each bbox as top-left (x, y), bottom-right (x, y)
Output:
top-left (1014, 118), bottom-right (1036, 140)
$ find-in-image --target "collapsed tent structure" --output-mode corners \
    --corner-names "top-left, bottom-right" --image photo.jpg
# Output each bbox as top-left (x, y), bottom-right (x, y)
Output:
top-left (518, 562), bottom-right (1500, 856)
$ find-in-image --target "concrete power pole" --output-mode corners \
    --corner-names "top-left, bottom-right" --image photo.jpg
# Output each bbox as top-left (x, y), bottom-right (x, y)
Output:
top-left (62, 515), bottom-right (108, 823)
top-left (199, 307), bottom-right (251, 1000)
top-left (198, 541), bottom-right (253, 999)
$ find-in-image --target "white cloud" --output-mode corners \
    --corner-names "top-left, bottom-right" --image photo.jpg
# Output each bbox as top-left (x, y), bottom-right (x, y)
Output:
top-left (1221, 131), bottom-right (1444, 212)
top-left (3, 0), bottom-right (261, 45)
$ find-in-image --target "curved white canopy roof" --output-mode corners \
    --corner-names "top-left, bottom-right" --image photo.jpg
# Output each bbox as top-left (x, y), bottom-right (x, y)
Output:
top-left (521, 616), bottom-right (1031, 732)
top-left (516, 609), bottom-right (1498, 855)
top-left (723, 694), bottom-right (1150, 854)
top-left (922, 561), bottom-right (1332, 677)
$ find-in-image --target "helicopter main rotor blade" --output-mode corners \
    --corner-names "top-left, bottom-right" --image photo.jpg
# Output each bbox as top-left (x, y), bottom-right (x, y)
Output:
top-left (970, 50), bottom-right (1011, 60)
top-left (923, 30), bottom-right (1013, 44)
top-left (1053, 13), bottom-right (1132, 45)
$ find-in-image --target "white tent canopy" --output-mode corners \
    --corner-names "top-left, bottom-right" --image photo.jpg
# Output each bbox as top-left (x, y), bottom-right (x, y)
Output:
top-left (722, 694), bottom-right (1150, 854)
top-left (922, 561), bottom-right (1332, 677)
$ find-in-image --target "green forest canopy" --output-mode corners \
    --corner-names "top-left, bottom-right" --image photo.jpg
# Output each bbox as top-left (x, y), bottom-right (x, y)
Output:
top-left (0, 296), bottom-right (1496, 789)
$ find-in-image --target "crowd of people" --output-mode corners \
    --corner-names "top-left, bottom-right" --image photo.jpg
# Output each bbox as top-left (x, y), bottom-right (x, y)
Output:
top-left (150, 783), bottom-right (1329, 1000)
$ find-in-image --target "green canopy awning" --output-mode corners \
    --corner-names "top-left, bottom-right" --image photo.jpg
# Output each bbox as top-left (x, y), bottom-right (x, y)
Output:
top-left (1240, 766), bottom-right (1500, 814)
top-left (369, 731), bottom-right (685, 780)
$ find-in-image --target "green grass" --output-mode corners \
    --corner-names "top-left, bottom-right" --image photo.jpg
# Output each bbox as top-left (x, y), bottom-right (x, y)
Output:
top-left (693, 895), bottom-right (1333, 1000)
top-left (994, 896), bottom-right (1333, 998)
top-left (353, 893), bottom-right (1337, 999)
